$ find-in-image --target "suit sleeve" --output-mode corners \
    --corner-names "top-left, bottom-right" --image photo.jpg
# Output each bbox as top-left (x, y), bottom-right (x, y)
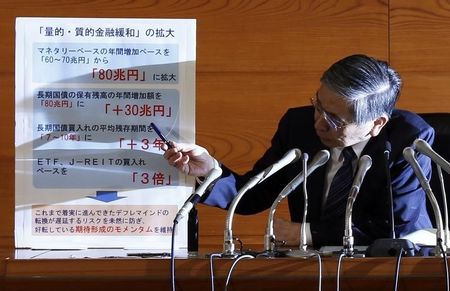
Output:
top-left (389, 128), bottom-right (435, 237)
top-left (201, 108), bottom-right (303, 214)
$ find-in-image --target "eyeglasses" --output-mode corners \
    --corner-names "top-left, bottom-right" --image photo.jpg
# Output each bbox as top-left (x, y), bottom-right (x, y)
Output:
top-left (310, 94), bottom-right (349, 130)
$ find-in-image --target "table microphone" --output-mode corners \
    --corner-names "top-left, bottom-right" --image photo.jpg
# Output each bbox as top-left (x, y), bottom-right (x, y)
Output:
top-left (343, 155), bottom-right (372, 257)
top-left (366, 142), bottom-right (418, 257)
top-left (415, 138), bottom-right (450, 174)
top-left (403, 147), bottom-right (447, 256)
top-left (414, 138), bottom-right (450, 246)
top-left (262, 149), bottom-right (330, 255)
top-left (174, 159), bottom-right (222, 224)
top-left (222, 148), bottom-right (302, 257)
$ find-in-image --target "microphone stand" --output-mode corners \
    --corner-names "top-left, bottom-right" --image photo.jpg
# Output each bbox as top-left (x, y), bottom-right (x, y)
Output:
top-left (403, 147), bottom-right (447, 256)
top-left (299, 153), bottom-right (310, 252)
top-left (437, 165), bottom-right (450, 246)
top-left (222, 148), bottom-right (301, 257)
top-left (343, 186), bottom-right (358, 257)
top-left (415, 138), bottom-right (450, 250)
top-left (173, 159), bottom-right (222, 224)
top-left (366, 143), bottom-right (417, 257)
top-left (261, 150), bottom-right (330, 257)
top-left (285, 153), bottom-right (318, 258)
top-left (386, 144), bottom-right (396, 240)
top-left (343, 155), bottom-right (372, 257)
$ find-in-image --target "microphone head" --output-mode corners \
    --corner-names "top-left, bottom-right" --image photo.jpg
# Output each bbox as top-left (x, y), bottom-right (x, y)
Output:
top-left (302, 152), bottom-right (309, 162)
top-left (384, 141), bottom-right (392, 160)
top-left (194, 159), bottom-right (223, 196)
top-left (211, 158), bottom-right (222, 172)
top-left (290, 148), bottom-right (302, 162)
top-left (261, 148), bottom-right (302, 181)
top-left (358, 154), bottom-right (372, 171)
top-left (403, 146), bottom-right (416, 163)
top-left (310, 149), bottom-right (330, 169)
top-left (351, 155), bottom-right (372, 190)
top-left (209, 164), bottom-right (223, 178)
top-left (403, 147), bottom-right (428, 183)
top-left (414, 137), bottom-right (450, 174)
top-left (385, 141), bottom-right (392, 153)
top-left (414, 138), bottom-right (431, 153)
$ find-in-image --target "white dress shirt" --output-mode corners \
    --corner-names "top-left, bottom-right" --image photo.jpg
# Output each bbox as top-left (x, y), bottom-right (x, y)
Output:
top-left (303, 139), bottom-right (369, 245)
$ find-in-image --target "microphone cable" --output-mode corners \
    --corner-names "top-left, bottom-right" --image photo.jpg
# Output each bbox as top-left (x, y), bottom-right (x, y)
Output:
top-left (336, 252), bottom-right (345, 291)
top-left (438, 238), bottom-right (449, 291)
top-left (170, 220), bottom-right (178, 291)
top-left (393, 248), bottom-right (404, 291)
top-left (300, 153), bottom-right (309, 251)
top-left (385, 141), bottom-right (396, 239)
top-left (300, 153), bottom-right (323, 291)
top-left (437, 165), bottom-right (450, 243)
top-left (313, 252), bottom-right (323, 291)
top-left (210, 237), bottom-right (253, 291)
top-left (208, 252), bottom-right (222, 291)
top-left (224, 254), bottom-right (255, 291)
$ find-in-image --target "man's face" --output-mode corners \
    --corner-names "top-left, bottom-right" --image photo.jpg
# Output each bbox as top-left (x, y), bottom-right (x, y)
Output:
top-left (313, 84), bottom-right (378, 148)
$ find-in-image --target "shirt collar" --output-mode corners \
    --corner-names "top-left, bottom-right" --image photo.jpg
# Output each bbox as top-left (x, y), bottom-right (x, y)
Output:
top-left (331, 139), bottom-right (370, 162)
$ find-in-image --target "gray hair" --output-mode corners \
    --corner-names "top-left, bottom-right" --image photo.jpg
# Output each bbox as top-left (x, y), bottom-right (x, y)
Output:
top-left (320, 54), bottom-right (402, 125)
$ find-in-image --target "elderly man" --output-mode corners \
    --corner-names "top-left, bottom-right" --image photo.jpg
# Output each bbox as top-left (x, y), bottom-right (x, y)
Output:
top-left (163, 54), bottom-right (433, 247)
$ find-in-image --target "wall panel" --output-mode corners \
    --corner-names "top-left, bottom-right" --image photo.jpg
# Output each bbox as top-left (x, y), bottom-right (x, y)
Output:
top-left (390, 0), bottom-right (450, 113)
top-left (0, 0), bottom-right (388, 249)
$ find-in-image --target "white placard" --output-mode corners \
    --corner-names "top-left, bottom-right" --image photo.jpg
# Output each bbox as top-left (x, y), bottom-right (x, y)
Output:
top-left (15, 17), bottom-right (196, 250)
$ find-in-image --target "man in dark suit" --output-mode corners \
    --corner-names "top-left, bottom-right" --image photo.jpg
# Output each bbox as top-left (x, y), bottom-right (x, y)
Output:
top-left (164, 54), bottom-right (434, 247)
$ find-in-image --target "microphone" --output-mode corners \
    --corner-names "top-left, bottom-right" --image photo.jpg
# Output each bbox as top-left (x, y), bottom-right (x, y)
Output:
top-left (414, 138), bottom-right (450, 174)
top-left (343, 155), bottom-right (372, 257)
top-left (222, 148), bottom-right (302, 257)
top-left (174, 159), bottom-right (223, 224)
top-left (414, 138), bottom-right (450, 247)
top-left (366, 142), bottom-right (418, 257)
top-left (263, 150), bottom-right (330, 255)
top-left (415, 138), bottom-right (450, 247)
top-left (403, 147), bottom-right (446, 255)
top-left (299, 153), bottom-right (310, 253)
top-left (385, 141), bottom-right (396, 239)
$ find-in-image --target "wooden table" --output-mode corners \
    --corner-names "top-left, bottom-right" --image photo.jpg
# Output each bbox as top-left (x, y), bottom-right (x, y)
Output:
top-left (0, 247), bottom-right (448, 291)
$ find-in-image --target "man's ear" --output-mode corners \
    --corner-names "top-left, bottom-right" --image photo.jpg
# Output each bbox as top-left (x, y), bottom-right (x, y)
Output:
top-left (370, 115), bottom-right (389, 137)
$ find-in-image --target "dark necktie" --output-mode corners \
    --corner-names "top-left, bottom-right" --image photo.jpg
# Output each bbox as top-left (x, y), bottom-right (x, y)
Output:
top-left (322, 146), bottom-right (356, 221)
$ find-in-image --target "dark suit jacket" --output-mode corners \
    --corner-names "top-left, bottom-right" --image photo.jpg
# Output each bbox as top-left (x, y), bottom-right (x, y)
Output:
top-left (203, 106), bottom-right (434, 246)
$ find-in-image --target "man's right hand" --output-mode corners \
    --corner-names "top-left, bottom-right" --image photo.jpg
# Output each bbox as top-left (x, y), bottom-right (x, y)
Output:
top-left (274, 217), bottom-right (301, 247)
top-left (163, 142), bottom-right (216, 177)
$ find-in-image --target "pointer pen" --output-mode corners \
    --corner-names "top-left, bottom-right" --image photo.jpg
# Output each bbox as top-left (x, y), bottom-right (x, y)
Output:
top-left (150, 122), bottom-right (173, 149)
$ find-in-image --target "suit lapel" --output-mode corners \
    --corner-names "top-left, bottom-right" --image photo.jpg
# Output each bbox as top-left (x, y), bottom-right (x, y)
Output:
top-left (356, 130), bottom-right (390, 218)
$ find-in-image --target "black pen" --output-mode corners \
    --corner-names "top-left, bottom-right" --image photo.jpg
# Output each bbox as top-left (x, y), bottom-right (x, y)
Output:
top-left (150, 122), bottom-right (173, 149)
